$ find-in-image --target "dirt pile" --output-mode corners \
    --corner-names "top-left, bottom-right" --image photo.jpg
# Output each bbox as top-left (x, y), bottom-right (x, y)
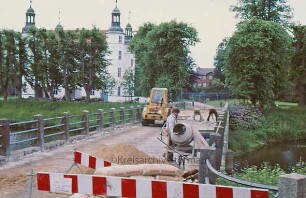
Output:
top-left (70, 143), bottom-right (166, 174)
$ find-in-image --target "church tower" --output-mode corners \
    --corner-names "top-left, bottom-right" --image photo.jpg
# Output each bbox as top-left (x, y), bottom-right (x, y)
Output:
top-left (22, 1), bottom-right (36, 33)
top-left (106, 0), bottom-right (126, 97)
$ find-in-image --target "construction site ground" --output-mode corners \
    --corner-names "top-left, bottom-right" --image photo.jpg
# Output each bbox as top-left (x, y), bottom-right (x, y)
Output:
top-left (0, 102), bottom-right (217, 198)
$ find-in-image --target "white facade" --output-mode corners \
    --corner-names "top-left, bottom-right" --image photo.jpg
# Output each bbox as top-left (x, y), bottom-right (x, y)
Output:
top-left (21, 2), bottom-right (135, 101)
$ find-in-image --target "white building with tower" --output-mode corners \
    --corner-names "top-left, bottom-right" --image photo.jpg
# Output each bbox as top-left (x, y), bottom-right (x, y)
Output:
top-left (21, 1), bottom-right (136, 102)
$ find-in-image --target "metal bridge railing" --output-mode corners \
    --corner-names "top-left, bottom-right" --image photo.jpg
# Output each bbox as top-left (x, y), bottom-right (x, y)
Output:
top-left (206, 159), bottom-right (279, 191)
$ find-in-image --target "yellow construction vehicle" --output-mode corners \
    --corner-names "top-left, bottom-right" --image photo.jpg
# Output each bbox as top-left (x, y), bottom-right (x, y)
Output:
top-left (142, 88), bottom-right (172, 126)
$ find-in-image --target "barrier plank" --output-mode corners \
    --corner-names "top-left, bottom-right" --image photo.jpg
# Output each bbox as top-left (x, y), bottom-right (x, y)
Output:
top-left (74, 150), bottom-right (114, 169)
top-left (36, 172), bottom-right (269, 198)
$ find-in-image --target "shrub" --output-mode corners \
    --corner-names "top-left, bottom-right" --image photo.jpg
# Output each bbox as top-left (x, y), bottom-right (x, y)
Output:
top-left (229, 104), bottom-right (265, 130)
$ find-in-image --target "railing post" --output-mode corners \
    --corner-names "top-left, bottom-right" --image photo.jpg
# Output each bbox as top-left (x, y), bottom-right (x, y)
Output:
top-left (209, 133), bottom-right (222, 171)
top-left (61, 112), bottom-right (69, 141)
top-left (225, 149), bottom-right (234, 174)
top-left (130, 106), bottom-right (134, 124)
top-left (0, 119), bottom-right (11, 156)
top-left (199, 146), bottom-right (216, 184)
top-left (97, 109), bottom-right (104, 132)
top-left (137, 105), bottom-right (142, 122)
top-left (278, 173), bottom-right (306, 198)
top-left (82, 110), bottom-right (89, 136)
top-left (120, 107), bottom-right (125, 126)
top-left (110, 108), bottom-right (115, 129)
top-left (34, 114), bottom-right (44, 151)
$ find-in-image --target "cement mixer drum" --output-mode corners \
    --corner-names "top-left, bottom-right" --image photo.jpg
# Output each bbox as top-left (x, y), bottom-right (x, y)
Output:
top-left (171, 123), bottom-right (194, 146)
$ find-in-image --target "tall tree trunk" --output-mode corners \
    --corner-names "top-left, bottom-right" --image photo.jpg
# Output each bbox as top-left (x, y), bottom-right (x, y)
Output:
top-left (297, 84), bottom-right (306, 106)
top-left (15, 76), bottom-right (23, 99)
top-left (34, 79), bottom-right (39, 100)
top-left (2, 86), bottom-right (8, 101)
top-left (85, 88), bottom-right (90, 102)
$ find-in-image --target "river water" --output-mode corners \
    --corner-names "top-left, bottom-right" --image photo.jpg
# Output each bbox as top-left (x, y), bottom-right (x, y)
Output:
top-left (233, 140), bottom-right (306, 172)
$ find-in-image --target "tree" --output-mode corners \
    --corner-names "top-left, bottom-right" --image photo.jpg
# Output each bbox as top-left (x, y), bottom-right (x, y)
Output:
top-left (290, 25), bottom-right (306, 106)
top-left (15, 32), bottom-right (28, 99)
top-left (185, 56), bottom-right (199, 92)
top-left (57, 29), bottom-right (79, 101)
top-left (225, 18), bottom-right (292, 106)
top-left (129, 23), bottom-right (156, 96)
top-left (27, 27), bottom-right (48, 99)
top-left (43, 31), bottom-right (62, 100)
top-left (76, 27), bottom-right (110, 102)
top-left (0, 30), bottom-right (18, 101)
top-left (130, 20), bottom-right (199, 98)
top-left (214, 38), bottom-right (229, 84)
top-left (230, 0), bottom-right (292, 26)
top-left (122, 68), bottom-right (135, 101)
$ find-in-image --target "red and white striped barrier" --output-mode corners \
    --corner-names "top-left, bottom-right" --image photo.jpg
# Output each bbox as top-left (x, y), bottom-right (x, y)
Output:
top-left (74, 150), bottom-right (114, 169)
top-left (37, 172), bottom-right (269, 198)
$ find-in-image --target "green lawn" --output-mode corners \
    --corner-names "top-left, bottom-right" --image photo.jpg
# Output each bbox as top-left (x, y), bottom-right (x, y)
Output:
top-left (0, 99), bottom-right (142, 121)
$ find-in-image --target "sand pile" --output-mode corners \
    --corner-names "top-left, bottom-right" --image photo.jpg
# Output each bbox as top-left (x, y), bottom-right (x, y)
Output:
top-left (69, 143), bottom-right (165, 174)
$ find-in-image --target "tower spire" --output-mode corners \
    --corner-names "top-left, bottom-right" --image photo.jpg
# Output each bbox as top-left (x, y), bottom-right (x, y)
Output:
top-left (58, 11), bottom-right (61, 25)
top-left (22, 0), bottom-right (36, 33)
top-left (107, 0), bottom-right (123, 33)
top-left (56, 10), bottom-right (63, 30)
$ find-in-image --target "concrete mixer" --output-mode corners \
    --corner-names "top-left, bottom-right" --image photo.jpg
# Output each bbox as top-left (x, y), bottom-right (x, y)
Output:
top-left (171, 123), bottom-right (194, 146)
top-left (161, 121), bottom-right (209, 167)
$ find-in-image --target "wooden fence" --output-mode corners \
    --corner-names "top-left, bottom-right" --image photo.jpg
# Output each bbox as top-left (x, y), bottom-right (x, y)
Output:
top-left (0, 105), bottom-right (143, 157)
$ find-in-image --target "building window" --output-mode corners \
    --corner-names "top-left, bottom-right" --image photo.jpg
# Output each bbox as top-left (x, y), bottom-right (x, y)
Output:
top-left (209, 75), bottom-right (213, 80)
top-left (118, 86), bottom-right (121, 96)
top-left (53, 87), bottom-right (58, 95)
top-left (118, 68), bottom-right (121, 77)
top-left (203, 83), bottom-right (207, 88)
top-left (118, 51), bottom-right (122, 60)
top-left (90, 89), bottom-right (95, 96)
top-left (203, 76), bottom-right (206, 80)
top-left (131, 59), bottom-right (134, 67)
top-left (119, 36), bottom-right (122, 43)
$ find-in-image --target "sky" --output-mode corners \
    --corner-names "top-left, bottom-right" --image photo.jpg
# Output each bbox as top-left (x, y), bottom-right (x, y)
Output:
top-left (0, 0), bottom-right (305, 68)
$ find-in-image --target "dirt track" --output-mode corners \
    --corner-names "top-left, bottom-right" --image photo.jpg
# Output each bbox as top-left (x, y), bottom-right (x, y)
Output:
top-left (0, 104), bottom-right (216, 198)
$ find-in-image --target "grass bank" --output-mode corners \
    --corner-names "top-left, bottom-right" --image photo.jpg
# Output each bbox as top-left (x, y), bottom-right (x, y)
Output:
top-left (0, 99), bottom-right (142, 121)
top-left (229, 105), bottom-right (306, 154)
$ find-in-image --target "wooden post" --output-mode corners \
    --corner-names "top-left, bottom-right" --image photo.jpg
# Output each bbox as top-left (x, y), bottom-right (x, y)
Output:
top-left (225, 149), bottom-right (234, 174)
top-left (82, 110), bottom-right (89, 136)
top-left (279, 173), bottom-right (306, 198)
top-left (34, 114), bottom-right (45, 151)
top-left (198, 146), bottom-right (216, 184)
top-left (137, 105), bottom-right (142, 122)
top-left (110, 108), bottom-right (115, 129)
top-left (0, 119), bottom-right (11, 156)
top-left (120, 107), bottom-right (125, 126)
top-left (61, 112), bottom-right (69, 141)
top-left (130, 106), bottom-right (134, 124)
top-left (97, 109), bottom-right (104, 132)
top-left (209, 133), bottom-right (222, 171)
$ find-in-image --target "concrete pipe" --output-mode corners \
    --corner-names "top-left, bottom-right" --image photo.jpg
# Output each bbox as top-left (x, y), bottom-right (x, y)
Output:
top-left (171, 123), bottom-right (194, 146)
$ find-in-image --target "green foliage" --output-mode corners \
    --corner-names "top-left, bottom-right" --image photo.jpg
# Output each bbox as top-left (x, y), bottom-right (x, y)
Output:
top-left (214, 38), bottom-right (228, 84)
top-left (229, 104), bottom-right (265, 130)
top-left (76, 27), bottom-right (110, 101)
top-left (225, 18), bottom-right (293, 106)
top-left (291, 160), bottom-right (306, 175)
top-left (229, 105), bottom-right (306, 153)
top-left (122, 68), bottom-right (135, 100)
top-left (218, 161), bottom-right (306, 194)
top-left (129, 20), bottom-right (199, 97)
top-left (217, 163), bottom-right (285, 187)
top-left (0, 99), bottom-right (139, 121)
top-left (230, 0), bottom-right (292, 26)
top-left (290, 25), bottom-right (306, 106)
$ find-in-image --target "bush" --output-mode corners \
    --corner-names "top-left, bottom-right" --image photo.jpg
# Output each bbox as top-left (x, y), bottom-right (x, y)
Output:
top-left (229, 104), bottom-right (265, 130)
